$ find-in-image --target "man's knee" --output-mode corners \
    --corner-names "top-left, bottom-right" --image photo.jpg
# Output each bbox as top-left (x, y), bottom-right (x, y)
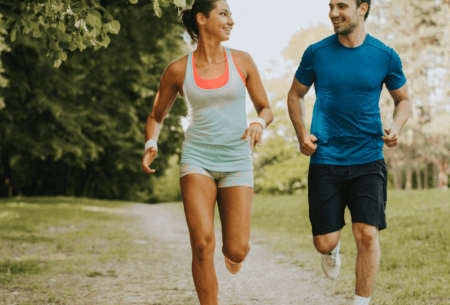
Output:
top-left (313, 232), bottom-right (340, 254)
top-left (354, 223), bottom-right (379, 250)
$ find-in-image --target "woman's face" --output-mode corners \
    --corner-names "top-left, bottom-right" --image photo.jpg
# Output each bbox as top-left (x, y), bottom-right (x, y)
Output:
top-left (200, 0), bottom-right (234, 41)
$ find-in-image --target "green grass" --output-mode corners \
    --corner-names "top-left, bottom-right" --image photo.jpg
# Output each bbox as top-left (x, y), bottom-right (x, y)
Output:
top-left (246, 190), bottom-right (450, 304)
top-left (0, 196), bottom-right (161, 304)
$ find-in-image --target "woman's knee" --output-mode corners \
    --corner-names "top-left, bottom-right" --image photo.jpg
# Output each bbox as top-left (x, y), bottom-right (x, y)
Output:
top-left (191, 234), bottom-right (215, 261)
top-left (222, 242), bottom-right (249, 263)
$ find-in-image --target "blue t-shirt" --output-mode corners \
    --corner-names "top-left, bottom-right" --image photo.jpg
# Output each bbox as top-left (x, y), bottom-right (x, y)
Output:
top-left (295, 34), bottom-right (406, 165)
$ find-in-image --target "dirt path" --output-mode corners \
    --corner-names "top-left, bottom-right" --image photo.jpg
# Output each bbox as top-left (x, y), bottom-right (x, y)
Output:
top-left (132, 202), bottom-right (349, 305)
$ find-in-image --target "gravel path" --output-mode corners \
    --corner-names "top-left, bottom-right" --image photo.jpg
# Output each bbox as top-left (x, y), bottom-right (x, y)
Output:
top-left (133, 203), bottom-right (349, 305)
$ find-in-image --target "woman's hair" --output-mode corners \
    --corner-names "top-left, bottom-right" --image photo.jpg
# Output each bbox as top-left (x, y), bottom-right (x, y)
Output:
top-left (180, 0), bottom-right (222, 42)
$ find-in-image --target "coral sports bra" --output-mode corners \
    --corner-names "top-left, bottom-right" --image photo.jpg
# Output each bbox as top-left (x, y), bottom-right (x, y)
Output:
top-left (192, 48), bottom-right (246, 89)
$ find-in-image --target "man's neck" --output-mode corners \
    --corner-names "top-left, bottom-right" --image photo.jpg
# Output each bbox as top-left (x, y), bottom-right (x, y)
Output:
top-left (338, 25), bottom-right (367, 48)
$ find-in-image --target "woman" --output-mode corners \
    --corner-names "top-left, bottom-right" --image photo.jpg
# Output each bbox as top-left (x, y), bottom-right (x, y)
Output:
top-left (142, 0), bottom-right (273, 304)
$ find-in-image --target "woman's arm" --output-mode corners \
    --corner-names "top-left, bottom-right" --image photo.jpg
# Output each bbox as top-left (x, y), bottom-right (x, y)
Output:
top-left (142, 61), bottom-right (184, 174)
top-left (233, 50), bottom-right (273, 149)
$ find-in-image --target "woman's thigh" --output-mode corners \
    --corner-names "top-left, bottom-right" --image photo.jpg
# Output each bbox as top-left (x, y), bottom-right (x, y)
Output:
top-left (217, 186), bottom-right (253, 248)
top-left (180, 173), bottom-right (218, 247)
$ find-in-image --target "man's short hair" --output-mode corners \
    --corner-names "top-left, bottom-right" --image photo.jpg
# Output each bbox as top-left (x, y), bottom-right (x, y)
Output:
top-left (356, 0), bottom-right (371, 21)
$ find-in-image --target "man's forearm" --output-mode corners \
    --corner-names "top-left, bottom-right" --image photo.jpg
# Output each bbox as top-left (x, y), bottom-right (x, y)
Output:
top-left (391, 98), bottom-right (412, 132)
top-left (287, 93), bottom-right (308, 139)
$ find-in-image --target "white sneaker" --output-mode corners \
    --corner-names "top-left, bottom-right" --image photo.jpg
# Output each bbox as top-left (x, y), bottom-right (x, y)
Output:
top-left (321, 241), bottom-right (341, 280)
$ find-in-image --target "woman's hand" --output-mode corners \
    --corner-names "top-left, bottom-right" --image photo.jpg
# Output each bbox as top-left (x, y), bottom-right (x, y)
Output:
top-left (142, 147), bottom-right (158, 174)
top-left (241, 123), bottom-right (263, 149)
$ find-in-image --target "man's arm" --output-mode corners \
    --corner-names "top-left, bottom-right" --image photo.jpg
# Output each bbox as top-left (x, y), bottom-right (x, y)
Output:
top-left (382, 83), bottom-right (412, 148)
top-left (287, 78), bottom-right (317, 156)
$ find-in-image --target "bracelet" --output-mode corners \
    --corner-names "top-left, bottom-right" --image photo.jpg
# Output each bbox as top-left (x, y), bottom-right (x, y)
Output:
top-left (144, 139), bottom-right (158, 153)
top-left (249, 118), bottom-right (266, 130)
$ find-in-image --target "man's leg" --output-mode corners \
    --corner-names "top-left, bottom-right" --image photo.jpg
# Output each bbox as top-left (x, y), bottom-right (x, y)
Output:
top-left (313, 231), bottom-right (341, 254)
top-left (352, 222), bottom-right (380, 297)
top-left (308, 164), bottom-right (347, 279)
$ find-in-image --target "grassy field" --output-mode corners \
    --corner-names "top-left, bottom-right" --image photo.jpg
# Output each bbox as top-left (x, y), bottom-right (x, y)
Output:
top-left (246, 190), bottom-right (450, 305)
top-left (0, 196), bottom-right (189, 305)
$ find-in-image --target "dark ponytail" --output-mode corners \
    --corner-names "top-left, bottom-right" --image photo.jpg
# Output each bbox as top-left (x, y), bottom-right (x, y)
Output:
top-left (179, 0), bottom-right (222, 42)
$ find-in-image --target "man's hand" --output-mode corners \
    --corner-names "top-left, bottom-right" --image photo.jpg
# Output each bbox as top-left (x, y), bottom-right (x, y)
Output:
top-left (300, 133), bottom-right (318, 156)
top-left (142, 147), bottom-right (158, 174)
top-left (241, 123), bottom-right (264, 149)
top-left (382, 126), bottom-right (398, 147)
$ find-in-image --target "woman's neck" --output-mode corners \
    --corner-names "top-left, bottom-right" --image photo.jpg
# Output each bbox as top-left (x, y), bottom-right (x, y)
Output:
top-left (195, 39), bottom-right (225, 66)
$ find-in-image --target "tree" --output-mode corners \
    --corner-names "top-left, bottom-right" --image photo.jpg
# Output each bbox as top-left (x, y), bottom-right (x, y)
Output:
top-left (368, 0), bottom-right (450, 189)
top-left (0, 2), bottom-right (188, 199)
top-left (251, 24), bottom-right (333, 194)
top-left (0, 0), bottom-right (191, 67)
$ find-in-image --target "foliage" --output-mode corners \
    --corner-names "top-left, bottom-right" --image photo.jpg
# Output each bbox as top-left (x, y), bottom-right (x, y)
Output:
top-left (0, 2), bottom-right (188, 200)
top-left (368, 0), bottom-right (450, 189)
top-left (252, 25), bottom-right (332, 194)
top-left (0, 0), bottom-right (189, 67)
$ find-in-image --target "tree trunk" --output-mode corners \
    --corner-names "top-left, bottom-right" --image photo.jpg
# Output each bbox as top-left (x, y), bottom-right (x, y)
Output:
top-left (0, 149), bottom-right (12, 197)
top-left (416, 160), bottom-right (422, 190)
top-left (424, 159), bottom-right (429, 189)
top-left (405, 167), bottom-right (413, 191)
top-left (439, 161), bottom-right (447, 191)
top-left (393, 168), bottom-right (402, 190)
top-left (433, 161), bottom-right (440, 189)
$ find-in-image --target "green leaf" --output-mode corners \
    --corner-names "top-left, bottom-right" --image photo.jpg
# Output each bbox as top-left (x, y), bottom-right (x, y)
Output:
top-left (54, 58), bottom-right (62, 68)
top-left (32, 29), bottom-right (43, 38)
top-left (68, 41), bottom-right (78, 51)
top-left (59, 33), bottom-right (70, 42)
top-left (174, 0), bottom-right (186, 8)
top-left (60, 51), bottom-right (68, 62)
top-left (107, 20), bottom-right (120, 34)
top-left (74, 34), bottom-right (87, 51)
top-left (129, 0), bottom-right (138, 3)
top-left (100, 34), bottom-right (110, 47)
top-left (85, 14), bottom-right (97, 27)
top-left (154, 0), bottom-right (162, 17)
top-left (92, 10), bottom-right (102, 19)
top-left (58, 22), bottom-right (66, 33)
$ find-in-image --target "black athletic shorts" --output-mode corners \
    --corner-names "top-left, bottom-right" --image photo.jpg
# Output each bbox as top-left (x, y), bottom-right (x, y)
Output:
top-left (308, 159), bottom-right (387, 236)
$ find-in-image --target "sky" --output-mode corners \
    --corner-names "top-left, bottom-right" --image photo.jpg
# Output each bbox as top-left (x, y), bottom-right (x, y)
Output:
top-left (221, 0), bottom-right (333, 114)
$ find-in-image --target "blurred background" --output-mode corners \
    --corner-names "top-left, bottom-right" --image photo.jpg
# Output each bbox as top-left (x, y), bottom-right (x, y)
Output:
top-left (0, 0), bottom-right (449, 203)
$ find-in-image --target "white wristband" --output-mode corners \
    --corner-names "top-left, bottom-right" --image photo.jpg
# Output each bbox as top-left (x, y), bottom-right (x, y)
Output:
top-left (145, 139), bottom-right (158, 153)
top-left (249, 118), bottom-right (266, 130)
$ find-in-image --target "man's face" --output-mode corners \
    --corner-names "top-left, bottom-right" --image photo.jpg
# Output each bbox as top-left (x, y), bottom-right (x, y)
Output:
top-left (329, 0), bottom-right (362, 35)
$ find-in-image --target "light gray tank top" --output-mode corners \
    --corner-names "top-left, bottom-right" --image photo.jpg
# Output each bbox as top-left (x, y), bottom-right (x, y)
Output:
top-left (180, 47), bottom-right (252, 171)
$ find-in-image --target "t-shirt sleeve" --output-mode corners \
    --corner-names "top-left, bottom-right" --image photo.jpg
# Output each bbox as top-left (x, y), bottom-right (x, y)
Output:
top-left (295, 45), bottom-right (315, 87)
top-left (384, 48), bottom-right (406, 91)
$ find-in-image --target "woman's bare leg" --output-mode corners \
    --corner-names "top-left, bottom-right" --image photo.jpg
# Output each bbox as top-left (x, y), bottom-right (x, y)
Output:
top-left (181, 174), bottom-right (218, 305)
top-left (218, 186), bottom-right (253, 263)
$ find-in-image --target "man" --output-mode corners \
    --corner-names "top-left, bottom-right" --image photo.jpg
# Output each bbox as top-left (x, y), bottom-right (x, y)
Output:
top-left (287, 0), bottom-right (411, 304)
